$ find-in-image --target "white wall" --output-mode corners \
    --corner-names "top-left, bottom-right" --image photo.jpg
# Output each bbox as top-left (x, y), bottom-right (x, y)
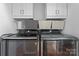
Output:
top-left (63, 3), bottom-right (79, 38)
top-left (0, 3), bottom-right (17, 37)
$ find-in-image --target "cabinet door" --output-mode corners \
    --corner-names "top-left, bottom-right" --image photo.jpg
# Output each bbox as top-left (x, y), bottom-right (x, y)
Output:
top-left (12, 3), bottom-right (24, 18)
top-left (46, 3), bottom-right (68, 19)
top-left (43, 40), bottom-right (76, 56)
top-left (46, 3), bottom-right (56, 18)
top-left (12, 3), bottom-right (33, 18)
top-left (23, 3), bottom-right (33, 18)
top-left (56, 3), bottom-right (68, 18)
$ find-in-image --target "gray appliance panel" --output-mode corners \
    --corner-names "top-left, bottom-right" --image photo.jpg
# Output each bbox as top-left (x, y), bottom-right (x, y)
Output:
top-left (41, 34), bottom-right (79, 40)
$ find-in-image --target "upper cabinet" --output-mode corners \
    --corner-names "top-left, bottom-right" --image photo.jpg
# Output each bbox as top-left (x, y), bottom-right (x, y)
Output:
top-left (9, 3), bottom-right (68, 19)
top-left (12, 3), bottom-right (33, 18)
top-left (46, 3), bottom-right (68, 19)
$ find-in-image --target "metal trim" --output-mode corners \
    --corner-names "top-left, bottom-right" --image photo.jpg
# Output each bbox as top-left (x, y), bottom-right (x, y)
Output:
top-left (41, 38), bottom-right (77, 40)
top-left (2, 37), bottom-right (37, 40)
top-left (41, 40), bottom-right (43, 56)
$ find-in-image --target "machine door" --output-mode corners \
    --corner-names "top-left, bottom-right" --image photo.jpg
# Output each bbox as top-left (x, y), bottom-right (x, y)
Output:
top-left (43, 40), bottom-right (77, 56)
top-left (2, 40), bottom-right (39, 56)
top-left (16, 40), bottom-right (39, 56)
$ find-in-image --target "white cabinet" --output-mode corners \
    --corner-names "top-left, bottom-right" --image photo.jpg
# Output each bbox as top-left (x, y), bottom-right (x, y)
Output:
top-left (46, 3), bottom-right (56, 18)
top-left (56, 4), bottom-right (67, 18)
top-left (12, 3), bottom-right (33, 18)
top-left (46, 3), bottom-right (68, 19)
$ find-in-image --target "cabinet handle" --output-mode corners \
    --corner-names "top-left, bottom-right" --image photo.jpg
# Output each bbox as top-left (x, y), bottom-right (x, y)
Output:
top-left (58, 10), bottom-right (60, 14)
top-left (56, 10), bottom-right (60, 14)
top-left (20, 10), bottom-right (24, 14)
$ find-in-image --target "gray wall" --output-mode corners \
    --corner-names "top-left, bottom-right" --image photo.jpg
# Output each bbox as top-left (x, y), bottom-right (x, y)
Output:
top-left (63, 3), bottom-right (79, 38)
top-left (33, 3), bottom-right (46, 20)
top-left (0, 3), bottom-right (17, 36)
